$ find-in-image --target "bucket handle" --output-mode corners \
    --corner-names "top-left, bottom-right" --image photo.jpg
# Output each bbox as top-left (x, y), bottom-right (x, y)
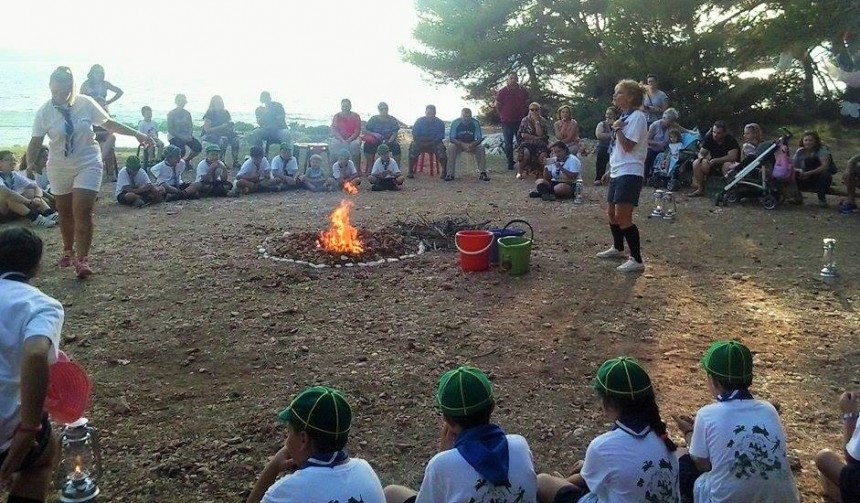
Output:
top-left (455, 238), bottom-right (494, 256)
top-left (502, 219), bottom-right (534, 242)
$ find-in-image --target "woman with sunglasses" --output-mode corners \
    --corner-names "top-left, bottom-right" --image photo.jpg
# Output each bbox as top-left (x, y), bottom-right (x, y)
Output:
top-left (27, 66), bottom-right (153, 279)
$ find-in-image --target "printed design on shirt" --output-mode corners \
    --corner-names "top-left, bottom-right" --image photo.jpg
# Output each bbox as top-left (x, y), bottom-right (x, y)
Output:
top-left (727, 424), bottom-right (789, 480)
top-left (636, 457), bottom-right (679, 503)
top-left (324, 496), bottom-right (366, 503)
top-left (467, 478), bottom-right (527, 503)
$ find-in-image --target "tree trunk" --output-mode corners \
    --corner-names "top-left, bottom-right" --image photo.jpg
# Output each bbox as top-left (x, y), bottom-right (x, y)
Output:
top-left (800, 52), bottom-right (816, 105)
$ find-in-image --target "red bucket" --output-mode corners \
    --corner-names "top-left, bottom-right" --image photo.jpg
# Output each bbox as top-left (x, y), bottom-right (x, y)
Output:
top-left (455, 230), bottom-right (494, 272)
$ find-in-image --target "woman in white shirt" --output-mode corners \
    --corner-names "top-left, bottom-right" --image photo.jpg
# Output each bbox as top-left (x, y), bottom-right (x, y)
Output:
top-left (27, 66), bottom-right (153, 279)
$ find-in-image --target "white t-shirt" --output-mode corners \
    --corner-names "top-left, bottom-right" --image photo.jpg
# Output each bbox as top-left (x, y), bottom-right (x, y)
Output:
top-left (370, 158), bottom-right (400, 177)
top-left (0, 171), bottom-right (37, 194)
top-left (846, 416), bottom-right (860, 460)
top-left (196, 159), bottom-right (228, 182)
top-left (415, 434), bottom-right (537, 503)
top-left (31, 95), bottom-right (110, 171)
top-left (331, 160), bottom-right (358, 180)
top-left (115, 167), bottom-right (152, 197)
top-left (152, 160), bottom-right (186, 187)
top-left (609, 110), bottom-right (648, 178)
top-left (0, 277), bottom-right (63, 452)
top-left (580, 426), bottom-right (680, 503)
top-left (261, 458), bottom-right (385, 503)
top-left (238, 158), bottom-right (271, 179)
top-left (545, 155), bottom-right (581, 181)
top-left (271, 155), bottom-right (299, 177)
top-left (689, 399), bottom-right (799, 503)
top-left (137, 119), bottom-right (159, 138)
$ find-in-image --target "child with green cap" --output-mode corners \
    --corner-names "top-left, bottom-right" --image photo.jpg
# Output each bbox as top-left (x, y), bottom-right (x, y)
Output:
top-left (536, 356), bottom-right (680, 503)
top-left (191, 144), bottom-right (235, 197)
top-left (369, 144), bottom-right (404, 191)
top-left (384, 366), bottom-right (537, 503)
top-left (247, 386), bottom-right (385, 503)
top-left (674, 340), bottom-right (799, 503)
top-left (115, 155), bottom-right (161, 208)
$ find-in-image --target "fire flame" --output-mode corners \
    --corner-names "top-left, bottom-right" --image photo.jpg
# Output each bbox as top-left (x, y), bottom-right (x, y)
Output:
top-left (317, 200), bottom-right (364, 255)
top-left (343, 181), bottom-right (358, 195)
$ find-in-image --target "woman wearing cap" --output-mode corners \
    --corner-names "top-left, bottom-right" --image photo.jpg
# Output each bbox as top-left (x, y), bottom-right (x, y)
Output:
top-left (537, 357), bottom-right (680, 503)
top-left (80, 64), bottom-right (123, 182)
top-left (247, 386), bottom-right (385, 503)
top-left (384, 366), bottom-right (537, 503)
top-left (364, 102), bottom-right (405, 172)
top-left (674, 341), bottom-right (799, 503)
top-left (167, 94), bottom-right (202, 167)
top-left (27, 66), bottom-right (153, 278)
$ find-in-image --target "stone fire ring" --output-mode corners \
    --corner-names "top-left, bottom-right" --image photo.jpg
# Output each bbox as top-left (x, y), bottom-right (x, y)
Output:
top-left (257, 236), bottom-right (427, 269)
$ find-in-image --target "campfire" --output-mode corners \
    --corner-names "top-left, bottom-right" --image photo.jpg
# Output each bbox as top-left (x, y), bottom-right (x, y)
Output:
top-left (317, 200), bottom-right (364, 255)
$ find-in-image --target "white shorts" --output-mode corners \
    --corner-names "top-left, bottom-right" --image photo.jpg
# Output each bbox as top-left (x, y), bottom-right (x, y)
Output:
top-left (47, 164), bottom-right (103, 195)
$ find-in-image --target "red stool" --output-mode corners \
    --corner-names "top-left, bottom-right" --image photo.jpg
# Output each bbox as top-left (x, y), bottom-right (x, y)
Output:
top-left (414, 152), bottom-right (439, 177)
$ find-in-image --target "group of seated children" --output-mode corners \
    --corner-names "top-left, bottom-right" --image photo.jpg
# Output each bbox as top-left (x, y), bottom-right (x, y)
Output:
top-left (246, 340), bottom-right (817, 503)
top-left (0, 150), bottom-right (59, 227)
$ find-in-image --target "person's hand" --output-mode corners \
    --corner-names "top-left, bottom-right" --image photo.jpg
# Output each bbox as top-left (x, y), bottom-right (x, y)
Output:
top-left (28, 198), bottom-right (42, 210)
top-left (612, 119), bottom-right (624, 130)
top-left (568, 459), bottom-right (585, 475)
top-left (601, 171), bottom-right (610, 185)
top-left (840, 391), bottom-right (859, 414)
top-left (136, 132), bottom-right (154, 148)
top-left (673, 414), bottom-right (695, 434)
top-left (0, 430), bottom-right (38, 486)
top-left (270, 445), bottom-right (298, 473)
top-left (439, 422), bottom-right (457, 451)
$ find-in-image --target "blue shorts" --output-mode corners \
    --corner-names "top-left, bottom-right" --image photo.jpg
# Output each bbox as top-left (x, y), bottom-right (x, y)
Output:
top-left (607, 175), bottom-right (643, 206)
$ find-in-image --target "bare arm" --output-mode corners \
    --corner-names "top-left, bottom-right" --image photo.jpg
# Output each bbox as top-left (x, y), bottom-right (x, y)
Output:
top-left (103, 119), bottom-right (151, 145)
top-left (105, 81), bottom-right (124, 106)
top-left (19, 337), bottom-right (51, 429)
top-left (712, 149), bottom-right (739, 164)
top-left (26, 137), bottom-right (44, 173)
top-left (595, 122), bottom-right (611, 141)
top-left (246, 446), bottom-right (296, 503)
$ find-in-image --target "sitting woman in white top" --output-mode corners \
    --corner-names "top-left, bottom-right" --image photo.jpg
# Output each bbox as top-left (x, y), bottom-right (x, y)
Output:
top-left (674, 341), bottom-right (799, 503)
top-left (0, 150), bottom-right (58, 228)
top-left (270, 144), bottom-right (300, 190)
top-left (369, 144), bottom-right (404, 191)
top-left (115, 155), bottom-right (161, 208)
top-left (529, 141), bottom-right (581, 201)
top-left (537, 357), bottom-right (680, 503)
top-left (332, 149), bottom-right (361, 191)
top-left (384, 366), bottom-right (537, 503)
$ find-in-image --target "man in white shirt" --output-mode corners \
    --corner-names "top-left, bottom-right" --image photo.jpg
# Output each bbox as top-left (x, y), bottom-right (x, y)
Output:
top-left (191, 145), bottom-right (235, 198)
top-left (331, 149), bottom-right (361, 191)
top-left (384, 366), bottom-right (537, 503)
top-left (270, 144), bottom-right (301, 190)
top-left (0, 150), bottom-right (57, 228)
top-left (246, 386), bottom-right (385, 503)
top-left (369, 144), bottom-right (404, 191)
top-left (235, 146), bottom-right (278, 195)
top-left (0, 227), bottom-right (64, 502)
top-left (115, 155), bottom-right (160, 208)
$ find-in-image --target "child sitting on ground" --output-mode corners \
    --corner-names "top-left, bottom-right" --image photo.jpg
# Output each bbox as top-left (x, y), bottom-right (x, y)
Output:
top-left (270, 144), bottom-right (301, 190)
top-left (19, 145), bottom-right (51, 195)
top-left (116, 155), bottom-right (161, 208)
top-left (303, 154), bottom-right (333, 192)
top-left (235, 146), bottom-right (277, 195)
top-left (369, 144), bottom-right (404, 191)
top-left (815, 389), bottom-right (860, 503)
top-left (0, 150), bottom-right (57, 227)
top-left (192, 145), bottom-right (235, 197)
top-left (152, 145), bottom-right (196, 200)
top-left (674, 340), bottom-right (799, 503)
top-left (137, 105), bottom-right (165, 160)
top-left (530, 141), bottom-right (581, 201)
top-left (384, 366), bottom-right (537, 503)
top-left (536, 357), bottom-right (680, 503)
top-left (246, 386), bottom-right (385, 503)
top-left (331, 149), bottom-right (361, 191)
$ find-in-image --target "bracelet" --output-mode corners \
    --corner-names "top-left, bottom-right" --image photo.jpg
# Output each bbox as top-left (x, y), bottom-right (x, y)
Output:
top-left (15, 423), bottom-right (42, 434)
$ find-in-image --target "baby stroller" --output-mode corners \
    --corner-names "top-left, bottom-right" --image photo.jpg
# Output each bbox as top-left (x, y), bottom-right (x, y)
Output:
top-left (648, 131), bottom-right (700, 191)
top-left (714, 128), bottom-right (793, 210)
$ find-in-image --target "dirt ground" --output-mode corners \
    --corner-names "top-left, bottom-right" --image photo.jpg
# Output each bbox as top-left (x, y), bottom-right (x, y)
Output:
top-left (5, 150), bottom-right (860, 502)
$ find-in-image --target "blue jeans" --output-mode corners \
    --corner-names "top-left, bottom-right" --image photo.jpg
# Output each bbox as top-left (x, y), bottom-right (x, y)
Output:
top-left (502, 122), bottom-right (519, 170)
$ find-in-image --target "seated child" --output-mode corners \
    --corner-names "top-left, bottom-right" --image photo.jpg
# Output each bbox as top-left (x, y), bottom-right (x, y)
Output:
top-left (192, 145), bottom-right (235, 197)
top-left (303, 154), bottom-right (333, 192)
top-left (152, 145), bottom-right (197, 200)
top-left (331, 149), bottom-right (361, 191)
top-left (246, 386), bottom-right (386, 503)
top-left (815, 389), bottom-right (860, 503)
top-left (116, 155), bottom-right (161, 208)
top-left (0, 150), bottom-right (57, 227)
top-left (657, 128), bottom-right (684, 174)
top-left (138, 105), bottom-right (165, 159)
top-left (19, 145), bottom-right (51, 196)
top-left (530, 141), bottom-right (580, 201)
top-left (369, 144), bottom-right (404, 191)
top-left (384, 366), bottom-right (537, 503)
top-left (235, 146), bottom-right (278, 195)
top-left (674, 340), bottom-right (799, 503)
top-left (270, 143), bottom-right (301, 190)
top-left (536, 357), bottom-right (680, 503)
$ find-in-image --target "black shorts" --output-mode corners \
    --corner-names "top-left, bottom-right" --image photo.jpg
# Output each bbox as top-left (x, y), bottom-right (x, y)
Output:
top-left (607, 174), bottom-right (643, 206)
top-left (364, 141), bottom-right (401, 156)
top-left (552, 484), bottom-right (586, 503)
top-left (0, 415), bottom-right (52, 474)
top-left (117, 191), bottom-right (153, 205)
top-left (840, 460), bottom-right (860, 503)
top-left (169, 137), bottom-right (203, 155)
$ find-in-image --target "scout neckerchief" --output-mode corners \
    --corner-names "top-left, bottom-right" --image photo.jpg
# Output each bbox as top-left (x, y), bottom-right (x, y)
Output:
top-left (53, 104), bottom-right (75, 156)
top-left (455, 424), bottom-right (510, 487)
top-left (0, 272), bottom-right (28, 283)
top-left (301, 449), bottom-right (349, 469)
top-left (716, 389), bottom-right (754, 402)
top-left (613, 417), bottom-right (651, 438)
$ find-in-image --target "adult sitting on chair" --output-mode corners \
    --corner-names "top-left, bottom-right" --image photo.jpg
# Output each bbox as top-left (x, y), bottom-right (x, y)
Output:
top-left (329, 98), bottom-right (362, 170)
top-left (247, 91), bottom-right (291, 151)
top-left (689, 120), bottom-right (740, 197)
top-left (202, 95), bottom-right (241, 169)
top-left (446, 108), bottom-right (488, 181)
top-left (515, 102), bottom-right (551, 179)
top-left (167, 94), bottom-right (202, 167)
top-left (407, 104), bottom-right (446, 179)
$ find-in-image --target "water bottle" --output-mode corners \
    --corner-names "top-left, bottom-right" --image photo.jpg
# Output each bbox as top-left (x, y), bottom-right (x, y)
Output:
top-left (573, 179), bottom-right (583, 205)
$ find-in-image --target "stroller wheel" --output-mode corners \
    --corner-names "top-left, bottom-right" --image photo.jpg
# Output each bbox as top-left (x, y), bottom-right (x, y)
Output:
top-left (762, 195), bottom-right (777, 210)
top-left (724, 189), bottom-right (740, 204)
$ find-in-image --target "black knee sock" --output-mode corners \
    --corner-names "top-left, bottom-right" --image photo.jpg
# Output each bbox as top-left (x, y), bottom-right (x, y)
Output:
top-left (623, 224), bottom-right (642, 263)
top-left (8, 495), bottom-right (44, 503)
top-left (609, 224), bottom-right (624, 251)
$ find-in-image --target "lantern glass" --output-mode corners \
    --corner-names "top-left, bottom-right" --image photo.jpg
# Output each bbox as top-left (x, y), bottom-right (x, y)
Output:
top-left (821, 238), bottom-right (837, 278)
top-left (663, 192), bottom-right (677, 219)
top-left (650, 190), bottom-right (665, 217)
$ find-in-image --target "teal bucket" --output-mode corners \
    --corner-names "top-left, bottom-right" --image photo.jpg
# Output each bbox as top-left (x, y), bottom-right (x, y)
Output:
top-left (498, 236), bottom-right (533, 276)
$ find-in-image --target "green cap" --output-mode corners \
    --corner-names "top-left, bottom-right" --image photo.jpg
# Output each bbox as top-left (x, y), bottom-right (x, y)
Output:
top-left (593, 357), bottom-right (653, 400)
top-left (376, 144), bottom-right (390, 155)
top-left (205, 144), bottom-right (222, 153)
top-left (435, 366), bottom-right (494, 417)
top-left (125, 155), bottom-right (141, 169)
top-left (277, 386), bottom-right (352, 440)
top-left (701, 341), bottom-right (753, 386)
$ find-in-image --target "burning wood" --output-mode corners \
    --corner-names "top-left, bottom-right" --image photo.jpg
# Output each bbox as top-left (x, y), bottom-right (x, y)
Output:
top-left (317, 200), bottom-right (364, 255)
top-left (343, 182), bottom-right (358, 195)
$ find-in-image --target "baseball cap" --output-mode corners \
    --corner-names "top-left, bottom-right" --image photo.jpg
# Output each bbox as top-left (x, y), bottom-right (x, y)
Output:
top-left (250, 146), bottom-right (264, 158)
top-left (701, 340), bottom-right (753, 386)
top-left (125, 156), bottom-right (141, 169)
top-left (435, 366), bottom-right (494, 417)
top-left (376, 144), bottom-right (390, 155)
top-left (164, 145), bottom-right (182, 158)
top-left (205, 144), bottom-right (222, 153)
top-left (277, 386), bottom-right (352, 440)
top-left (338, 149), bottom-right (350, 161)
top-left (593, 357), bottom-right (653, 400)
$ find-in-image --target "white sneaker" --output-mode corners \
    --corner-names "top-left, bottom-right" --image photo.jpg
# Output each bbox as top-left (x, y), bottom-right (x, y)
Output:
top-left (33, 214), bottom-right (57, 228)
top-left (616, 258), bottom-right (645, 273)
top-left (596, 247), bottom-right (625, 259)
top-left (46, 212), bottom-right (60, 223)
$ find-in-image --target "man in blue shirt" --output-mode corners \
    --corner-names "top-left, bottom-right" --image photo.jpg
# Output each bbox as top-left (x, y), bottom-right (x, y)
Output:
top-left (408, 105), bottom-right (447, 178)
top-left (446, 108), bottom-right (488, 181)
